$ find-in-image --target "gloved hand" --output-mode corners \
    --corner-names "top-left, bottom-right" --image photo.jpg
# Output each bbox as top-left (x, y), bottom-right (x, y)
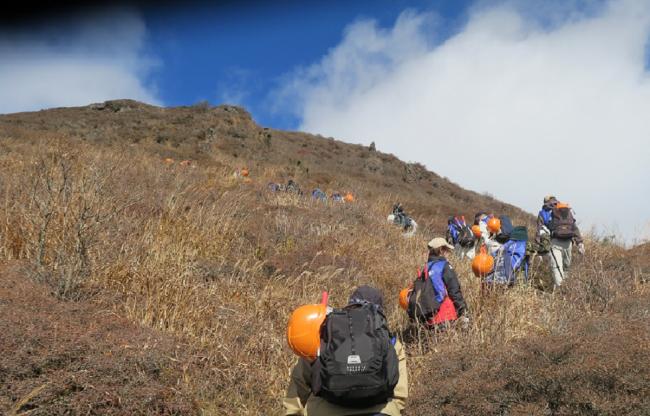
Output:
top-left (578, 243), bottom-right (585, 255)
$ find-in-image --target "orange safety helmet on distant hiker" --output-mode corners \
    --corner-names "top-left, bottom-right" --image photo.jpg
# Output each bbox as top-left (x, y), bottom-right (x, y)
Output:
top-left (472, 246), bottom-right (494, 277)
top-left (286, 293), bottom-right (328, 361)
top-left (344, 192), bottom-right (355, 202)
top-left (399, 287), bottom-right (411, 310)
top-left (471, 224), bottom-right (482, 238)
top-left (241, 168), bottom-right (250, 177)
top-left (487, 217), bottom-right (501, 234)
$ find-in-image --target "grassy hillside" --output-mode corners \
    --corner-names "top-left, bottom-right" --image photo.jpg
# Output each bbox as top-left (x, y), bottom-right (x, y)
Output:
top-left (0, 99), bottom-right (530, 230)
top-left (0, 101), bottom-right (647, 415)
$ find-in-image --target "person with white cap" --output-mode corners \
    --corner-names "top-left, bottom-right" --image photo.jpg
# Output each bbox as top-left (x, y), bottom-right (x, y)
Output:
top-left (423, 237), bottom-right (469, 326)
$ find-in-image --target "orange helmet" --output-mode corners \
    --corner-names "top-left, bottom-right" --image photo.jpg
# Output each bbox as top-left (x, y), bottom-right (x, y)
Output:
top-left (344, 192), bottom-right (354, 202)
top-left (471, 224), bottom-right (482, 238)
top-left (472, 246), bottom-right (494, 277)
top-left (487, 217), bottom-right (501, 234)
top-left (556, 202), bottom-right (570, 209)
top-left (287, 303), bottom-right (327, 361)
top-left (399, 287), bottom-right (411, 310)
top-left (241, 168), bottom-right (249, 177)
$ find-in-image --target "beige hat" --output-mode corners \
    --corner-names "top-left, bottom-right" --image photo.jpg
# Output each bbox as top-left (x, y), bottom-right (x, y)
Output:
top-left (428, 237), bottom-right (454, 250)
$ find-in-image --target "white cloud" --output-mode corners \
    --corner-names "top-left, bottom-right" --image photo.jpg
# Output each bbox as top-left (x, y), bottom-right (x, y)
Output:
top-left (217, 67), bottom-right (258, 107)
top-left (0, 7), bottom-right (160, 114)
top-left (278, 0), bottom-right (650, 245)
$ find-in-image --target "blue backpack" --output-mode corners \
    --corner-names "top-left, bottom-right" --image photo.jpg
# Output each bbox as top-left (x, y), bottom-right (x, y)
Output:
top-left (427, 260), bottom-right (448, 303)
top-left (503, 239), bottom-right (528, 283)
top-left (487, 226), bottom-right (529, 285)
top-left (447, 216), bottom-right (474, 247)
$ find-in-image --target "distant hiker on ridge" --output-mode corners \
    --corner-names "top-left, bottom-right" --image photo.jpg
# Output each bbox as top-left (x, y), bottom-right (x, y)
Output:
top-left (311, 188), bottom-right (327, 201)
top-left (286, 179), bottom-right (302, 195)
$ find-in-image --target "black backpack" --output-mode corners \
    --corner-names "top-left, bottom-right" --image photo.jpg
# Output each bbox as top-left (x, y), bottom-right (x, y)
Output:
top-left (407, 267), bottom-right (440, 323)
top-left (456, 224), bottom-right (475, 247)
top-left (312, 303), bottom-right (399, 408)
top-left (550, 205), bottom-right (575, 239)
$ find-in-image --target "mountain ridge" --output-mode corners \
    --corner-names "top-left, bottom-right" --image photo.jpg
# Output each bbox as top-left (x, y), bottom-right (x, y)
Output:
top-left (0, 98), bottom-right (533, 232)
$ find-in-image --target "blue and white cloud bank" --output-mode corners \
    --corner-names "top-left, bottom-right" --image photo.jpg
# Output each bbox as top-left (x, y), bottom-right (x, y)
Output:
top-left (279, 0), bottom-right (650, 244)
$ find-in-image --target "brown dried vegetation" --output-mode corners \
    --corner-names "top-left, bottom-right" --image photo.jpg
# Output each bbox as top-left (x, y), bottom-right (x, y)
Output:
top-left (0, 101), bottom-right (648, 415)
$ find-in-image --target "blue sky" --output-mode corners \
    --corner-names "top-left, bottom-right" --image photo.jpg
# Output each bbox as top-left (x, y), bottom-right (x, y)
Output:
top-left (1, 0), bottom-right (649, 243)
top-left (142, 0), bottom-right (472, 129)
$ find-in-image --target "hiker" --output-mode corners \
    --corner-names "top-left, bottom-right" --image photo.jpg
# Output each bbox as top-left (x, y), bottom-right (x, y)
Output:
top-left (473, 212), bottom-right (492, 246)
top-left (286, 179), bottom-right (302, 195)
top-left (406, 238), bottom-right (469, 329)
top-left (446, 215), bottom-right (476, 259)
top-left (284, 286), bottom-right (408, 415)
top-left (331, 192), bottom-right (343, 202)
top-left (477, 214), bottom-right (502, 258)
top-left (390, 203), bottom-right (405, 225)
top-left (312, 188), bottom-right (327, 201)
top-left (537, 196), bottom-right (585, 288)
top-left (388, 203), bottom-right (417, 236)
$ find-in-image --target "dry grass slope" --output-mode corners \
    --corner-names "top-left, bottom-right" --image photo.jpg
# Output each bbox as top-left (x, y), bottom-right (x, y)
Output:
top-left (0, 101), bottom-right (648, 415)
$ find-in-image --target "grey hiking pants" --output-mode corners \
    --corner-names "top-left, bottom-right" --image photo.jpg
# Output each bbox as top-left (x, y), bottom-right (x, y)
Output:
top-left (548, 238), bottom-right (573, 288)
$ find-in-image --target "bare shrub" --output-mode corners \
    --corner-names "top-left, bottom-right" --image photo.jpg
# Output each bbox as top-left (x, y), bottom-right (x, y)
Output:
top-left (12, 146), bottom-right (141, 299)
